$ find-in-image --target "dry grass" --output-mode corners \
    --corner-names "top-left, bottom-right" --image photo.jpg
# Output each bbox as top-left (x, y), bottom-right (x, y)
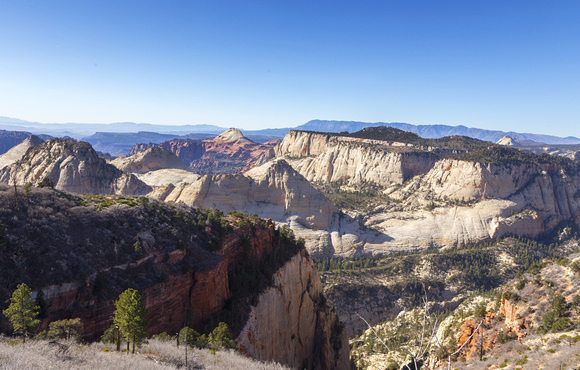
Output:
top-left (0, 337), bottom-right (289, 369)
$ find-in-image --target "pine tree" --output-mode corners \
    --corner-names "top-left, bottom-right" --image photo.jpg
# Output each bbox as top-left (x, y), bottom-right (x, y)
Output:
top-left (2, 283), bottom-right (40, 343)
top-left (209, 322), bottom-right (236, 349)
top-left (113, 288), bottom-right (149, 354)
top-left (47, 318), bottom-right (83, 340)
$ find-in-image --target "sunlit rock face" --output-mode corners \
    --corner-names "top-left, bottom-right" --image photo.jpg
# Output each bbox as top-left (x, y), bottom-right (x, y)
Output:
top-left (237, 250), bottom-right (350, 370)
top-left (151, 158), bottom-right (339, 237)
top-left (256, 130), bottom-right (580, 256)
top-left (272, 130), bottom-right (436, 187)
top-left (111, 146), bottom-right (191, 174)
top-left (0, 135), bottom-right (44, 170)
top-left (0, 139), bottom-right (150, 195)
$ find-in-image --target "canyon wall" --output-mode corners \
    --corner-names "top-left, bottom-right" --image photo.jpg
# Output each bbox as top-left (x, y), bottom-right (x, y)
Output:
top-left (0, 139), bottom-right (150, 195)
top-left (37, 257), bottom-right (230, 340)
top-left (373, 158), bottom-right (580, 248)
top-left (237, 250), bottom-right (350, 370)
top-left (0, 189), bottom-right (348, 369)
top-left (273, 130), bottom-right (436, 187)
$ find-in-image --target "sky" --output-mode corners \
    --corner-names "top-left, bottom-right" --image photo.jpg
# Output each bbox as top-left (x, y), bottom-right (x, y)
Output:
top-left (0, 1), bottom-right (579, 136)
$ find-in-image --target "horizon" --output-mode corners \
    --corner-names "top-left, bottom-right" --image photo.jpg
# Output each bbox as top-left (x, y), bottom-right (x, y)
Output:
top-left (3, 115), bottom-right (580, 140)
top-left (1, 1), bottom-right (579, 136)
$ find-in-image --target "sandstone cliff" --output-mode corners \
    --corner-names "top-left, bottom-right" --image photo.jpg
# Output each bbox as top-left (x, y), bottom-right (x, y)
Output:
top-left (0, 139), bottom-right (151, 195)
top-left (271, 130), bottom-right (437, 187)
top-left (237, 250), bottom-right (350, 370)
top-left (0, 135), bottom-right (44, 170)
top-left (264, 130), bottom-right (580, 255)
top-left (151, 159), bottom-right (339, 232)
top-left (368, 157), bottom-right (580, 249)
top-left (150, 158), bottom-right (386, 257)
top-left (110, 146), bottom-right (191, 174)
top-left (0, 188), bottom-right (348, 369)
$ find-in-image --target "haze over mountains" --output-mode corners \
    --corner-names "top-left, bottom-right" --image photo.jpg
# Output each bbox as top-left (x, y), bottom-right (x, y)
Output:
top-left (2, 116), bottom-right (580, 156)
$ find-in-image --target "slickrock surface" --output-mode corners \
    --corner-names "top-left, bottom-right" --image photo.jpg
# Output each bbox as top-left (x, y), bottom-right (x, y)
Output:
top-left (271, 130), bottom-right (436, 187)
top-left (0, 135), bottom-right (44, 169)
top-left (0, 139), bottom-right (150, 195)
top-left (110, 146), bottom-right (191, 174)
top-left (152, 159), bottom-right (338, 231)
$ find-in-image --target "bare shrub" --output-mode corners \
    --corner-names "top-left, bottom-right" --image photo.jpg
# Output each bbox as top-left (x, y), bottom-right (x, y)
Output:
top-left (0, 337), bottom-right (289, 369)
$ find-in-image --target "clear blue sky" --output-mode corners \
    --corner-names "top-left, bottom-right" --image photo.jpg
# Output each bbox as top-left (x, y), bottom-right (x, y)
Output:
top-left (1, 1), bottom-right (579, 136)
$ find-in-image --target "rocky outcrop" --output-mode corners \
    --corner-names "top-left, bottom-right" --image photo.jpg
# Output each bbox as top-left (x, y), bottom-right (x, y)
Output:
top-left (0, 135), bottom-right (44, 169)
top-left (142, 130), bottom-right (580, 256)
top-left (360, 158), bottom-right (580, 251)
top-left (499, 294), bottom-right (527, 340)
top-left (149, 159), bottom-right (384, 257)
top-left (215, 127), bottom-right (250, 142)
top-left (0, 130), bottom-right (39, 155)
top-left (409, 159), bottom-right (557, 202)
top-left (272, 130), bottom-right (436, 187)
top-left (128, 139), bottom-right (205, 164)
top-left (496, 135), bottom-right (544, 146)
top-left (237, 250), bottom-right (350, 369)
top-left (110, 146), bottom-right (199, 187)
top-left (127, 128), bottom-right (276, 175)
top-left (110, 146), bottom-right (191, 174)
top-left (0, 139), bottom-right (151, 195)
top-left (152, 159), bottom-right (339, 231)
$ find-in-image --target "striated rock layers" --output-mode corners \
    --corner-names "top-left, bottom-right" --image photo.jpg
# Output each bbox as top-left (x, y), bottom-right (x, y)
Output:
top-left (0, 139), bottom-right (151, 195)
top-left (149, 159), bottom-right (376, 257)
top-left (257, 130), bottom-right (580, 255)
top-left (367, 158), bottom-right (580, 251)
top-left (269, 130), bottom-right (437, 187)
top-left (110, 146), bottom-right (191, 174)
top-left (128, 128), bottom-right (276, 175)
top-left (237, 250), bottom-right (350, 370)
top-left (0, 135), bottom-right (44, 170)
top-left (151, 159), bottom-right (339, 232)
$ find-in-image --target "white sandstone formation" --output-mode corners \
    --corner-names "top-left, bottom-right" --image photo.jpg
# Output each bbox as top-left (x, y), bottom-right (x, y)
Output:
top-left (110, 146), bottom-right (199, 186)
top-left (151, 159), bottom-right (338, 231)
top-left (111, 146), bottom-right (191, 174)
top-left (0, 139), bottom-right (150, 195)
top-left (271, 130), bottom-right (435, 187)
top-left (214, 127), bottom-right (250, 142)
top-left (0, 135), bottom-right (44, 170)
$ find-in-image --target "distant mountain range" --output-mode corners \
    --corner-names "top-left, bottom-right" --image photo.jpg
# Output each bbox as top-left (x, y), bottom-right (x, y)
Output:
top-left (1, 116), bottom-right (579, 152)
top-left (296, 120), bottom-right (580, 145)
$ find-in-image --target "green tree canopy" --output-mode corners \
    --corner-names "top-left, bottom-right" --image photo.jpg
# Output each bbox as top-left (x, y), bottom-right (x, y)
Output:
top-left (2, 283), bottom-right (40, 342)
top-left (209, 322), bottom-right (236, 350)
top-left (179, 326), bottom-right (201, 347)
top-left (48, 318), bottom-right (83, 341)
top-left (113, 288), bottom-right (149, 354)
